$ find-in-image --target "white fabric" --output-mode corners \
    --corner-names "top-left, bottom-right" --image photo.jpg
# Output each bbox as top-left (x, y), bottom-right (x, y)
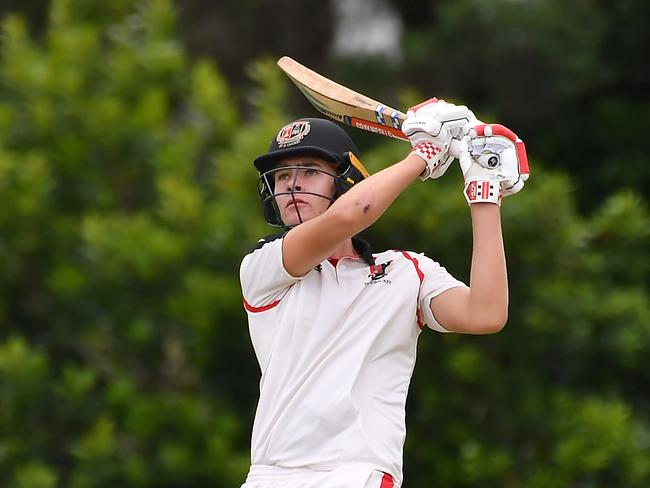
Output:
top-left (240, 238), bottom-right (466, 487)
top-left (241, 464), bottom-right (391, 488)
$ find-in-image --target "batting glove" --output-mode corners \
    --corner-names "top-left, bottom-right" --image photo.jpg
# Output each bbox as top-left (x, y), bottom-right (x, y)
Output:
top-left (459, 123), bottom-right (530, 205)
top-left (402, 98), bottom-right (478, 180)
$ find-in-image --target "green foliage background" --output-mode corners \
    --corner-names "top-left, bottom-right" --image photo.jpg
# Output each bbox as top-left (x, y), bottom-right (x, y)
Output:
top-left (0, 1), bottom-right (648, 487)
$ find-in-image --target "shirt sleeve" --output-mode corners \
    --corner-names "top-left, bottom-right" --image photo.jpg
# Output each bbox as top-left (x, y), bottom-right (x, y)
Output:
top-left (415, 253), bottom-right (467, 333)
top-left (240, 236), bottom-right (304, 311)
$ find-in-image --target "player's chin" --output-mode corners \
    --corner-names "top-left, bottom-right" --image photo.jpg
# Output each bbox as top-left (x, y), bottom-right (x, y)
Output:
top-left (281, 208), bottom-right (317, 227)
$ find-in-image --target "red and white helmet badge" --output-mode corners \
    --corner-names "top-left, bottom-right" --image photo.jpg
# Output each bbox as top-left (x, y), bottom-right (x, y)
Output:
top-left (277, 120), bottom-right (311, 148)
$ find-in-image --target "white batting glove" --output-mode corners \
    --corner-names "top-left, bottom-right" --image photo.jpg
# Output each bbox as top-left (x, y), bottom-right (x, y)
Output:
top-left (408, 140), bottom-right (453, 180)
top-left (402, 98), bottom-right (478, 180)
top-left (459, 123), bottom-right (530, 205)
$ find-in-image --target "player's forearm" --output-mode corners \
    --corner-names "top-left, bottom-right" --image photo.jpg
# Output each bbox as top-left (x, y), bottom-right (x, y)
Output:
top-left (327, 153), bottom-right (425, 234)
top-left (467, 204), bottom-right (509, 331)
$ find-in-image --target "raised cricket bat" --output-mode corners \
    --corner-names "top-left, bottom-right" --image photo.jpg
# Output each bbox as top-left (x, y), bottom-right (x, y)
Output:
top-left (277, 56), bottom-right (529, 180)
top-left (277, 56), bottom-right (409, 140)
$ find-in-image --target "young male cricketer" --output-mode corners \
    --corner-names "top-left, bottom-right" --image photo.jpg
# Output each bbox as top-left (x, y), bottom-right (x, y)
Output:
top-left (239, 98), bottom-right (529, 488)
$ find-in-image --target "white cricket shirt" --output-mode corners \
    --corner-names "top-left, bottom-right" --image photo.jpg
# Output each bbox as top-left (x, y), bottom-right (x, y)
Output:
top-left (240, 235), bottom-right (466, 486)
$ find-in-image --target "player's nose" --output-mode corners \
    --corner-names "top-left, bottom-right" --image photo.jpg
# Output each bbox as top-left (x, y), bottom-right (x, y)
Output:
top-left (285, 181), bottom-right (302, 191)
top-left (287, 173), bottom-right (303, 191)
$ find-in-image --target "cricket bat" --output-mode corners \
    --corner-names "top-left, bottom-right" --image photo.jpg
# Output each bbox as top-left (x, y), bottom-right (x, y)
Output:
top-left (277, 56), bottom-right (409, 140)
top-left (277, 56), bottom-right (529, 181)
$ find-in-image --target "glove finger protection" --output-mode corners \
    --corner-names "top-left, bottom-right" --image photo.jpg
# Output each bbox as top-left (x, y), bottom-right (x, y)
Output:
top-left (403, 98), bottom-right (477, 180)
top-left (404, 98), bottom-right (477, 143)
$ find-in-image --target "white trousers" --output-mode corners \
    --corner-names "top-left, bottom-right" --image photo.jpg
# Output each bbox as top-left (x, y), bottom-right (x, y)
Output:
top-left (241, 464), bottom-right (397, 488)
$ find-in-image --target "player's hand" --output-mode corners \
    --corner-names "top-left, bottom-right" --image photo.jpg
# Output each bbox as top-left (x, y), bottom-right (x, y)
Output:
top-left (459, 123), bottom-right (530, 205)
top-left (402, 98), bottom-right (477, 180)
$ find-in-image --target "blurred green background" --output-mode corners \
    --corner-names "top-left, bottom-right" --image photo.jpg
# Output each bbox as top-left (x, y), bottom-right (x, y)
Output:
top-left (0, 0), bottom-right (648, 486)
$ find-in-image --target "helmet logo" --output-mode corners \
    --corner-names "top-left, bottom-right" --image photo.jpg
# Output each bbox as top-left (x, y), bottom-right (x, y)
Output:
top-left (276, 120), bottom-right (311, 148)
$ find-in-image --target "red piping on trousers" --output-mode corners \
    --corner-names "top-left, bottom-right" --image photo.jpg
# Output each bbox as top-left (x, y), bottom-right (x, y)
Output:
top-left (380, 472), bottom-right (394, 488)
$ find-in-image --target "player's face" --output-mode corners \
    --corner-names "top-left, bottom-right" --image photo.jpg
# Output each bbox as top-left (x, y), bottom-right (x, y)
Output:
top-left (272, 156), bottom-right (336, 227)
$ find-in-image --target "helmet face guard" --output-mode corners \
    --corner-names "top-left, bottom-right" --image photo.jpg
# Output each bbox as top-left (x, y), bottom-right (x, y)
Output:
top-left (258, 165), bottom-right (335, 227)
top-left (258, 152), bottom-right (369, 228)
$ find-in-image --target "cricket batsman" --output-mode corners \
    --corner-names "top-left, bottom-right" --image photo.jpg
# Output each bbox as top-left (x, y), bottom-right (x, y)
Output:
top-left (239, 98), bottom-right (529, 487)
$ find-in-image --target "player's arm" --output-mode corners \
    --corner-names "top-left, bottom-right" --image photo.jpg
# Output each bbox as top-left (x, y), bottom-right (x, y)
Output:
top-left (283, 152), bottom-right (426, 277)
top-left (430, 204), bottom-right (508, 334)
top-left (429, 122), bottom-right (529, 334)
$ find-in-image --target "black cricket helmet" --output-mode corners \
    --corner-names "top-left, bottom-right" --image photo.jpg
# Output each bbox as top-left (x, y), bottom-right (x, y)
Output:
top-left (254, 118), bottom-right (370, 227)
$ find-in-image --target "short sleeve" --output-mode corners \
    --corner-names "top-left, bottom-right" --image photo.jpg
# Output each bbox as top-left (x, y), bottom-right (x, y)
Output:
top-left (240, 236), bottom-right (304, 311)
top-left (415, 253), bottom-right (467, 333)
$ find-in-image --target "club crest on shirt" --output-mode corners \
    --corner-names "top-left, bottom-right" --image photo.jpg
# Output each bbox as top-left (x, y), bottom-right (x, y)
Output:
top-left (277, 120), bottom-right (311, 148)
top-left (365, 260), bottom-right (392, 285)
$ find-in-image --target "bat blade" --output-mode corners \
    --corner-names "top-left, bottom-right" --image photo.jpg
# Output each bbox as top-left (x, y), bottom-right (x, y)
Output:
top-left (277, 56), bottom-right (408, 140)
